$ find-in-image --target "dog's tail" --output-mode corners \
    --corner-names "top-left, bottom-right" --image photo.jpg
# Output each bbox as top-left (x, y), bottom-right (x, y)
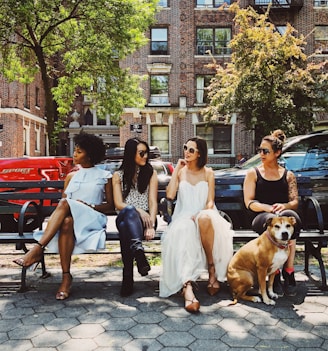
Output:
top-left (228, 291), bottom-right (238, 306)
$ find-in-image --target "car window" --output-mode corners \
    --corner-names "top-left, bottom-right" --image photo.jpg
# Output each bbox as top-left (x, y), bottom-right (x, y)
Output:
top-left (151, 163), bottom-right (166, 175)
top-left (283, 135), bottom-right (328, 172)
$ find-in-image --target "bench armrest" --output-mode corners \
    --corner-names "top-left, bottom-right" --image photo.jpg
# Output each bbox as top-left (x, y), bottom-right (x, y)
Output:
top-left (158, 198), bottom-right (175, 224)
top-left (301, 196), bottom-right (324, 234)
top-left (18, 200), bottom-right (43, 235)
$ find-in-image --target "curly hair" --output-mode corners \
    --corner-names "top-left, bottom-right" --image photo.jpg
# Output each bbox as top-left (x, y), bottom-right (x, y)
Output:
top-left (74, 132), bottom-right (106, 165)
top-left (186, 136), bottom-right (208, 168)
top-left (262, 129), bottom-right (286, 154)
top-left (119, 138), bottom-right (154, 199)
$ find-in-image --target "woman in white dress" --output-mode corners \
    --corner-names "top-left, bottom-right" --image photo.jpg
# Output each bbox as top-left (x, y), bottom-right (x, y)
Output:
top-left (13, 132), bottom-right (114, 300)
top-left (160, 137), bottom-right (234, 313)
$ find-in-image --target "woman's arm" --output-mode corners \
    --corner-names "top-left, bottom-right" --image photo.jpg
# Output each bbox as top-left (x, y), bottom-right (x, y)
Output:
top-left (243, 168), bottom-right (272, 213)
top-left (166, 159), bottom-right (185, 200)
top-left (286, 171), bottom-right (299, 210)
top-left (112, 171), bottom-right (125, 211)
top-left (205, 167), bottom-right (215, 210)
top-left (93, 178), bottom-right (114, 214)
top-left (148, 170), bottom-right (158, 227)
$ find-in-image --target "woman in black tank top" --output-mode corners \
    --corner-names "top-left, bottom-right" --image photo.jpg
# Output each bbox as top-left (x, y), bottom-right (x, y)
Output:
top-left (243, 130), bottom-right (301, 297)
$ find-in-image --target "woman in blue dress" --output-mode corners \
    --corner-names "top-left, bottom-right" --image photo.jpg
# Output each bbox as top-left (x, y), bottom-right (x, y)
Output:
top-left (13, 132), bottom-right (114, 300)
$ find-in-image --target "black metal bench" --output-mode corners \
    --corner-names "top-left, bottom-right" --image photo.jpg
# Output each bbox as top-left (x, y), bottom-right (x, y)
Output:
top-left (1, 177), bottom-right (327, 292)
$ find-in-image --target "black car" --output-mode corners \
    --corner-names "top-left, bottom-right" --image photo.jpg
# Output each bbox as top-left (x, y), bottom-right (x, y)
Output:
top-left (215, 130), bottom-right (328, 228)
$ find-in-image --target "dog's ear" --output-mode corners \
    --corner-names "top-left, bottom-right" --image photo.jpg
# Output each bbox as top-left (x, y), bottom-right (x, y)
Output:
top-left (289, 216), bottom-right (296, 225)
top-left (266, 218), bottom-right (273, 227)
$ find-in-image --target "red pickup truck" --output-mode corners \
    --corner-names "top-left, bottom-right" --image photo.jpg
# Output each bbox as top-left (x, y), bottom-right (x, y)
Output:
top-left (0, 156), bottom-right (73, 232)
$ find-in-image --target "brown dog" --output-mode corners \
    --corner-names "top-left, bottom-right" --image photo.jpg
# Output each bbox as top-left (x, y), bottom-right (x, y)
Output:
top-left (227, 216), bottom-right (296, 305)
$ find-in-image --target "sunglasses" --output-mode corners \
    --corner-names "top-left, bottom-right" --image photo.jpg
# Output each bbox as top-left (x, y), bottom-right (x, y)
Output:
top-left (183, 144), bottom-right (198, 154)
top-left (138, 150), bottom-right (148, 158)
top-left (257, 147), bottom-right (271, 155)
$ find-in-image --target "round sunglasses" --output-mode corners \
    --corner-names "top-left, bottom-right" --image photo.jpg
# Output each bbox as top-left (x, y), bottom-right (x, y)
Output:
top-left (183, 144), bottom-right (198, 154)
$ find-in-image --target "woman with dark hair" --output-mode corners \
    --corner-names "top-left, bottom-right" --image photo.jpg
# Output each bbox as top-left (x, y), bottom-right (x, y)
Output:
top-left (112, 138), bottom-right (158, 297)
top-left (13, 132), bottom-right (114, 300)
top-left (160, 137), bottom-right (234, 313)
top-left (244, 129), bottom-right (302, 296)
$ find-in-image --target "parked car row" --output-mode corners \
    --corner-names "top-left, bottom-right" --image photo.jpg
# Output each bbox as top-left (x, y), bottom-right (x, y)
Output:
top-left (1, 131), bottom-right (327, 231)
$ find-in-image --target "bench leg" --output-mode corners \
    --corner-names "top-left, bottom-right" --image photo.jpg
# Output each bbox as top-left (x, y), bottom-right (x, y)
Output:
top-left (304, 241), bottom-right (328, 290)
top-left (17, 267), bottom-right (28, 293)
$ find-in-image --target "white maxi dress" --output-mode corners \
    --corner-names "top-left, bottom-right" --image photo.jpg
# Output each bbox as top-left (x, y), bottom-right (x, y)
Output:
top-left (34, 166), bottom-right (112, 254)
top-left (159, 180), bottom-right (234, 297)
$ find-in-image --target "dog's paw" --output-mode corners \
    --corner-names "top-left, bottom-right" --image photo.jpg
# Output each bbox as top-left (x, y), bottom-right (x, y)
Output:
top-left (268, 291), bottom-right (279, 299)
top-left (251, 296), bottom-right (262, 303)
top-left (263, 298), bottom-right (276, 305)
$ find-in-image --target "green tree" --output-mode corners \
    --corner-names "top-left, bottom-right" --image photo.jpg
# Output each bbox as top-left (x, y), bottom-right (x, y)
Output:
top-left (0, 0), bottom-right (158, 153)
top-left (204, 3), bottom-right (328, 146)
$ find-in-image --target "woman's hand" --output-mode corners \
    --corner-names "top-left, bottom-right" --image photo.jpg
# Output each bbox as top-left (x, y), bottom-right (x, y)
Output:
top-left (137, 208), bottom-right (153, 229)
top-left (271, 203), bottom-right (287, 214)
top-left (144, 227), bottom-right (155, 241)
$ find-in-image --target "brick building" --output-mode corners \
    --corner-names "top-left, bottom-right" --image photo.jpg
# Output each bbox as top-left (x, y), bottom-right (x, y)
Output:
top-left (116, 0), bottom-right (328, 167)
top-left (0, 73), bottom-right (49, 157)
top-left (1, 1), bottom-right (327, 161)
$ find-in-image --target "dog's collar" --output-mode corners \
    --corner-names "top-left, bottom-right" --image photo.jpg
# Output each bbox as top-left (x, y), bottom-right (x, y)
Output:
top-left (265, 231), bottom-right (290, 249)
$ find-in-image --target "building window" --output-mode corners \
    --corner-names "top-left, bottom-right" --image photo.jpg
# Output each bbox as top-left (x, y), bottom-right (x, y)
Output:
top-left (150, 125), bottom-right (169, 154)
top-left (24, 84), bottom-right (30, 109)
top-left (158, 0), bottom-right (169, 7)
top-left (196, 124), bottom-right (232, 154)
top-left (35, 87), bottom-right (40, 107)
top-left (24, 127), bottom-right (30, 155)
top-left (196, 28), bottom-right (231, 55)
top-left (314, 0), bottom-right (328, 7)
top-left (150, 75), bottom-right (169, 104)
top-left (276, 26), bottom-right (287, 35)
top-left (196, 75), bottom-right (213, 104)
top-left (151, 28), bottom-right (168, 55)
top-left (315, 26), bottom-right (328, 54)
top-left (35, 126), bottom-right (40, 152)
top-left (196, 0), bottom-right (230, 7)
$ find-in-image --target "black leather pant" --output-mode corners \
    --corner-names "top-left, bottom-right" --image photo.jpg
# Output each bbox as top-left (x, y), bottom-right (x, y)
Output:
top-left (116, 205), bottom-right (145, 279)
top-left (252, 210), bottom-right (302, 239)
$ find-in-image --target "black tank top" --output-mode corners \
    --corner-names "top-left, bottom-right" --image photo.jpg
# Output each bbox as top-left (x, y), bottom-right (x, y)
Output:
top-left (254, 167), bottom-right (289, 205)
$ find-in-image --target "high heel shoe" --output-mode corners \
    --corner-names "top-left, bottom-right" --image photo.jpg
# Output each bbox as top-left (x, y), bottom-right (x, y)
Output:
top-left (56, 272), bottom-right (73, 301)
top-left (182, 281), bottom-right (200, 313)
top-left (207, 263), bottom-right (220, 296)
top-left (13, 242), bottom-right (45, 271)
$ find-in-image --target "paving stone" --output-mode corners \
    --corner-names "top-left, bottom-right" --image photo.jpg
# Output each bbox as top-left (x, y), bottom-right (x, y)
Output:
top-left (102, 317), bottom-right (137, 331)
top-left (68, 323), bottom-right (104, 338)
top-left (157, 331), bottom-right (195, 347)
top-left (159, 317), bottom-right (195, 331)
top-left (31, 330), bottom-right (70, 348)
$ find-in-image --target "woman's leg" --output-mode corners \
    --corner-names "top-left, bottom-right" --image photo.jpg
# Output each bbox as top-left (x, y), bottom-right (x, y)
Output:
top-left (198, 213), bottom-right (220, 295)
top-left (56, 216), bottom-right (75, 300)
top-left (116, 206), bottom-right (149, 296)
top-left (13, 199), bottom-right (72, 267)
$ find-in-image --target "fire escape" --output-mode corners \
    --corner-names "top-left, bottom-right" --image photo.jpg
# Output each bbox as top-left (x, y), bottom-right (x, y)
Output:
top-left (248, 0), bottom-right (304, 22)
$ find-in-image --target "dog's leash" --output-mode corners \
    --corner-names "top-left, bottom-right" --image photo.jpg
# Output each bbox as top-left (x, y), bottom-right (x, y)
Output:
top-left (265, 231), bottom-right (290, 249)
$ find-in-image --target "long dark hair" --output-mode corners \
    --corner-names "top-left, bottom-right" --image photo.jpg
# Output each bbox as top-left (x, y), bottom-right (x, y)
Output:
top-left (186, 136), bottom-right (208, 168)
top-left (119, 138), bottom-right (154, 199)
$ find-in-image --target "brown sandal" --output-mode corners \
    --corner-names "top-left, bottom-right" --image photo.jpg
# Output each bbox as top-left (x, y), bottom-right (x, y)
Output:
top-left (182, 281), bottom-right (200, 313)
top-left (207, 263), bottom-right (220, 296)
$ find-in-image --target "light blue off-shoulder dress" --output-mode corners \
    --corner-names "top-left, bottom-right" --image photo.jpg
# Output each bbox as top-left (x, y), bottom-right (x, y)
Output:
top-left (34, 166), bottom-right (112, 254)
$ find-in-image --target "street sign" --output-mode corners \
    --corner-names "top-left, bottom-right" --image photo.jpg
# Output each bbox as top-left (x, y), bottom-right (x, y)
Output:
top-left (130, 123), bottom-right (142, 133)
